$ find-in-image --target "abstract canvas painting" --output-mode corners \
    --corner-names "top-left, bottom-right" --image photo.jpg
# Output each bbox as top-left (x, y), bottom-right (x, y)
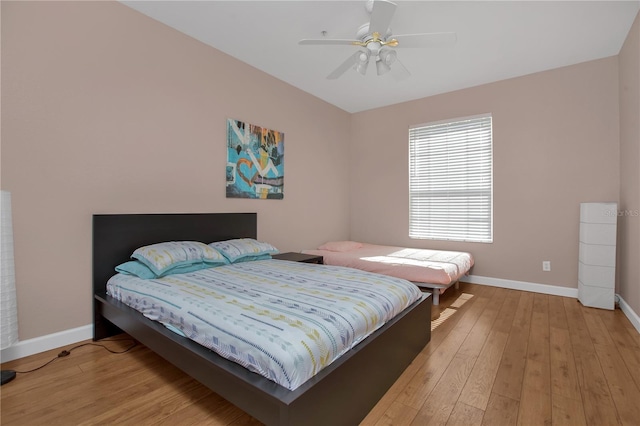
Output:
top-left (226, 118), bottom-right (284, 199)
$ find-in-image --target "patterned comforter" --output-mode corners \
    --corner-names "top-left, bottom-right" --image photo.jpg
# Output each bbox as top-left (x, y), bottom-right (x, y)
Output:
top-left (106, 259), bottom-right (421, 390)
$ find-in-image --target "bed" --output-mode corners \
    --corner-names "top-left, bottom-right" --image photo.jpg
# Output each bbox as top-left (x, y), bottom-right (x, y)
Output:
top-left (303, 241), bottom-right (474, 305)
top-left (93, 213), bottom-right (431, 426)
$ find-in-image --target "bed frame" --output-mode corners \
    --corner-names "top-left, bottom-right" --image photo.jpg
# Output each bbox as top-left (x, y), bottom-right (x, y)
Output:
top-left (93, 213), bottom-right (431, 426)
top-left (413, 281), bottom-right (460, 305)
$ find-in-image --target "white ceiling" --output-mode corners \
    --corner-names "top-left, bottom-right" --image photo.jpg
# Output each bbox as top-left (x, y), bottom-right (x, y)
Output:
top-left (122, 1), bottom-right (639, 113)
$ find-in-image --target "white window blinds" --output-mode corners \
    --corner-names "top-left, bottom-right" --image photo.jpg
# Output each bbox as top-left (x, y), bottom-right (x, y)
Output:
top-left (409, 114), bottom-right (493, 243)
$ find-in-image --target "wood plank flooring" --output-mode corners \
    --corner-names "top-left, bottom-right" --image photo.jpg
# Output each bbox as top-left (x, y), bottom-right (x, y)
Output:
top-left (2, 282), bottom-right (639, 425)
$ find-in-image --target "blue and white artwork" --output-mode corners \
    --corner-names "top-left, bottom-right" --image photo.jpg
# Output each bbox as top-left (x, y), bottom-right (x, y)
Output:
top-left (226, 118), bottom-right (284, 199)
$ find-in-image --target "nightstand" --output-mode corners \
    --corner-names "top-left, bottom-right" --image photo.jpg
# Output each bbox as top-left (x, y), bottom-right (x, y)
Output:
top-left (272, 252), bottom-right (324, 264)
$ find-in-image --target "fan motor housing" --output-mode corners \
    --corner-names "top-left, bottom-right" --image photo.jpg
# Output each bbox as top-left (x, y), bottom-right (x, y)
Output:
top-left (356, 23), bottom-right (391, 41)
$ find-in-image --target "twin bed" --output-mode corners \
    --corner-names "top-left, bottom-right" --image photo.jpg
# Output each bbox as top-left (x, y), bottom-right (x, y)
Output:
top-left (304, 241), bottom-right (474, 305)
top-left (93, 213), bottom-right (432, 426)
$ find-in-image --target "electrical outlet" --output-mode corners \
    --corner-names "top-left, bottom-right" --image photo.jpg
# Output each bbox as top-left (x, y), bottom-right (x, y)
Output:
top-left (542, 261), bottom-right (551, 271)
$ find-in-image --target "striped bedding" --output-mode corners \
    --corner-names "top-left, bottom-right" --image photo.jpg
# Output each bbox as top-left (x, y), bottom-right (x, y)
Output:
top-left (106, 259), bottom-right (422, 390)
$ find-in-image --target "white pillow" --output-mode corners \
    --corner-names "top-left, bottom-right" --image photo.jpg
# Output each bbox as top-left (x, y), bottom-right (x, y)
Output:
top-left (132, 241), bottom-right (227, 276)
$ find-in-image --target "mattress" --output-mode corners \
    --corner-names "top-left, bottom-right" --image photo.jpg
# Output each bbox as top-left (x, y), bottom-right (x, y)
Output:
top-left (106, 259), bottom-right (421, 390)
top-left (303, 243), bottom-right (474, 286)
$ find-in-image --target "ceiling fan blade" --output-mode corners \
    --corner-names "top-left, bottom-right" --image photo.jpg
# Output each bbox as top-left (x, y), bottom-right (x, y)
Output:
top-left (389, 57), bottom-right (410, 81)
top-left (369, 0), bottom-right (397, 35)
top-left (393, 32), bottom-right (457, 48)
top-left (299, 39), bottom-right (359, 46)
top-left (327, 51), bottom-right (362, 80)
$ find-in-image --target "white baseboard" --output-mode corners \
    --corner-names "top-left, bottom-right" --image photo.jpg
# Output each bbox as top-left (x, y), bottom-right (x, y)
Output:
top-left (0, 324), bottom-right (92, 363)
top-left (466, 274), bottom-right (639, 335)
top-left (617, 295), bottom-right (640, 334)
top-left (2, 276), bottom-right (638, 363)
top-left (465, 274), bottom-right (579, 298)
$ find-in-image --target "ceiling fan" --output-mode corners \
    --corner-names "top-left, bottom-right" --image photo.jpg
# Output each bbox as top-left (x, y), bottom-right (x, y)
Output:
top-left (298, 0), bottom-right (456, 80)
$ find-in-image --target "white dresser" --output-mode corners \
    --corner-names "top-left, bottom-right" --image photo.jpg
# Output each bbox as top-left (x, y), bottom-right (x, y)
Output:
top-left (578, 202), bottom-right (617, 310)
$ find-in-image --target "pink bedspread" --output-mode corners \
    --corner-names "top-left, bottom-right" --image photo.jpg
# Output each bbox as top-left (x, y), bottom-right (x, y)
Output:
top-left (303, 243), bottom-right (473, 286)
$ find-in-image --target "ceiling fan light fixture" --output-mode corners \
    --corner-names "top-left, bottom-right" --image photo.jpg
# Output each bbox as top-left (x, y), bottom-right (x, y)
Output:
top-left (355, 60), bottom-right (369, 75)
top-left (376, 49), bottom-right (396, 75)
top-left (376, 58), bottom-right (391, 75)
top-left (355, 51), bottom-right (370, 75)
top-left (379, 49), bottom-right (397, 65)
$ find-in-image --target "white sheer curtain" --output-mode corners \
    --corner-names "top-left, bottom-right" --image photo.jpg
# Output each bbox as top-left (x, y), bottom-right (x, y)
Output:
top-left (1, 190), bottom-right (18, 351)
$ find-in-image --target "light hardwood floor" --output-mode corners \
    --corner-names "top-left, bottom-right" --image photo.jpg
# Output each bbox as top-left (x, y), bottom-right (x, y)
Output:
top-left (2, 283), bottom-right (639, 425)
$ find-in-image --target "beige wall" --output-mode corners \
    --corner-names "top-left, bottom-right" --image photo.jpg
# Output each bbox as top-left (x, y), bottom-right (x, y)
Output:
top-left (618, 12), bottom-right (640, 315)
top-left (1, 1), bottom-right (351, 340)
top-left (1, 1), bottom-right (637, 343)
top-left (350, 57), bottom-right (621, 289)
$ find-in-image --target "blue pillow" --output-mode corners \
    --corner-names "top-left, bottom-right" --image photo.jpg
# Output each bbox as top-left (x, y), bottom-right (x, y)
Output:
top-left (231, 254), bottom-right (273, 263)
top-left (208, 239), bottom-right (279, 263)
top-left (160, 262), bottom-right (216, 276)
top-left (115, 261), bottom-right (157, 279)
top-left (116, 260), bottom-right (225, 279)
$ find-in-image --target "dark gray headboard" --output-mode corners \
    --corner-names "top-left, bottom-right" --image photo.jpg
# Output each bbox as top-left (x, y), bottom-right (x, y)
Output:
top-left (92, 212), bottom-right (257, 296)
top-left (92, 213), bottom-right (257, 338)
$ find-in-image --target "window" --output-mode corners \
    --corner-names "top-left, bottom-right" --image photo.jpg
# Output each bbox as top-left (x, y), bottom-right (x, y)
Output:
top-left (409, 114), bottom-right (493, 243)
